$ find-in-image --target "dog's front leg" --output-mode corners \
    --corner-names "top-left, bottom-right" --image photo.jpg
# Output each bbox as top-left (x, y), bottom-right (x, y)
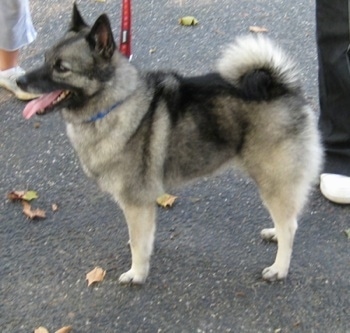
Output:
top-left (118, 203), bottom-right (156, 285)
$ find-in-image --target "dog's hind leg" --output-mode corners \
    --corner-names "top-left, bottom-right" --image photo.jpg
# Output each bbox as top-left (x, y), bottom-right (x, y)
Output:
top-left (261, 227), bottom-right (277, 242)
top-left (260, 198), bottom-right (298, 281)
top-left (118, 203), bottom-right (156, 285)
top-left (257, 176), bottom-right (309, 281)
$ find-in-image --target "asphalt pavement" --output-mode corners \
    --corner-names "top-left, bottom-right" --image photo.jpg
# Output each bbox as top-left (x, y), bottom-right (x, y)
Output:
top-left (1, 0), bottom-right (349, 332)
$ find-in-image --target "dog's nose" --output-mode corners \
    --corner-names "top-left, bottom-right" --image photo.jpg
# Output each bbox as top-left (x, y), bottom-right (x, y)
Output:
top-left (16, 75), bottom-right (28, 90)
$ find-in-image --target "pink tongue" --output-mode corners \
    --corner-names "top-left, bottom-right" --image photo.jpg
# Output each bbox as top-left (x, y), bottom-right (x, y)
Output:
top-left (23, 91), bottom-right (63, 119)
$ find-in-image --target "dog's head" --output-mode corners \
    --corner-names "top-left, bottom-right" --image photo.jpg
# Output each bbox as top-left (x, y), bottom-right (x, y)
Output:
top-left (18, 3), bottom-right (119, 119)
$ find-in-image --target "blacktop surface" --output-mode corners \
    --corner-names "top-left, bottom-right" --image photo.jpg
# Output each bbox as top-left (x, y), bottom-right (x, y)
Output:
top-left (1, 0), bottom-right (349, 332)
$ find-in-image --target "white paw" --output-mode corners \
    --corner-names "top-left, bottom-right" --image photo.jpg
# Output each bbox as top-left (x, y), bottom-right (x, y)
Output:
top-left (119, 269), bottom-right (147, 285)
top-left (261, 228), bottom-right (277, 242)
top-left (262, 264), bottom-right (288, 281)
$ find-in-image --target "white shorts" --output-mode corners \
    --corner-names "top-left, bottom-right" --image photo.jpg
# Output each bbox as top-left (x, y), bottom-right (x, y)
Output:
top-left (0, 0), bottom-right (37, 51)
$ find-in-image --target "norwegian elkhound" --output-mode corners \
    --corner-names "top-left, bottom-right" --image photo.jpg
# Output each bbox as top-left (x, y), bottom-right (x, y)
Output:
top-left (17, 4), bottom-right (322, 285)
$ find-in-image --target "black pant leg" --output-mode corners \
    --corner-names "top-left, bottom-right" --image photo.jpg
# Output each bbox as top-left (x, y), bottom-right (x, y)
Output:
top-left (317, 0), bottom-right (350, 176)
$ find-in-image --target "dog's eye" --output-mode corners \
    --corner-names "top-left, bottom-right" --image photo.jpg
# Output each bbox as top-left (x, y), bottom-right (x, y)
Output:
top-left (54, 60), bottom-right (70, 73)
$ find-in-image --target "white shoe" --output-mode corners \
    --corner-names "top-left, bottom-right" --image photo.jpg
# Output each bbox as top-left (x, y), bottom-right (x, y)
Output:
top-left (0, 66), bottom-right (40, 100)
top-left (320, 173), bottom-right (350, 204)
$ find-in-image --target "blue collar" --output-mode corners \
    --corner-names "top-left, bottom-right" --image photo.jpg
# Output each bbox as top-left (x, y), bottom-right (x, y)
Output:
top-left (84, 99), bottom-right (125, 123)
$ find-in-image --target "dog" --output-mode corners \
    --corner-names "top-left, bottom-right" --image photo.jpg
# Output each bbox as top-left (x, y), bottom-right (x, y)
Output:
top-left (17, 4), bottom-right (323, 285)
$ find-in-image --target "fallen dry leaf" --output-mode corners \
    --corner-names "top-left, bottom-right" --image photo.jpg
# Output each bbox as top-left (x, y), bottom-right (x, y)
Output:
top-left (149, 47), bottom-right (157, 54)
top-left (8, 190), bottom-right (38, 201)
top-left (22, 190), bottom-right (39, 201)
top-left (179, 16), bottom-right (199, 26)
top-left (52, 203), bottom-right (59, 212)
top-left (156, 193), bottom-right (178, 208)
top-left (344, 229), bottom-right (350, 239)
top-left (86, 267), bottom-right (106, 286)
top-left (34, 327), bottom-right (49, 333)
top-left (55, 326), bottom-right (73, 333)
top-left (249, 25), bottom-right (268, 33)
top-left (22, 201), bottom-right (46, 220)
top-left (7, 190), bottom-right (25, 201)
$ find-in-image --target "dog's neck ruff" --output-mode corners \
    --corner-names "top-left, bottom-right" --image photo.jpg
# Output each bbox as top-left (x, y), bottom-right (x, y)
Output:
top-left (84, 99), bottom-right (125, 123)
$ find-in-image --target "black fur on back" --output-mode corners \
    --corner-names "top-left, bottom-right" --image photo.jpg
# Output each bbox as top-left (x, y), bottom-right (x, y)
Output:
top-left (147, 72), bottom-right (240, 126)
top-left (146, 70), bottom-right (289, 128)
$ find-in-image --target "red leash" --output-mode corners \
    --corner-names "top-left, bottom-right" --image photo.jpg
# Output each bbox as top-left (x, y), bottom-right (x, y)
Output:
top-left (119, 0), bottom-right (132, 60)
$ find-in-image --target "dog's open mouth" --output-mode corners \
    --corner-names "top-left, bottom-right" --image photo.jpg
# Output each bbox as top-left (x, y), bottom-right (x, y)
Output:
top-left (23, 90), bottom-right (71, 119)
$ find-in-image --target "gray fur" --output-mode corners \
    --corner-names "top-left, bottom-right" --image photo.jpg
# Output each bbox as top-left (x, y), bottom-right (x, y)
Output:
top-left (18, 5), bottom-right (323, 285)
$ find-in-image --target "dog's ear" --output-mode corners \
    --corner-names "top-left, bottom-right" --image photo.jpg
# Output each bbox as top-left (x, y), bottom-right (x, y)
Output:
top-left (87, 14), bottom-right (116, 60)
top-left (70, 2), bottom-right (88, 32)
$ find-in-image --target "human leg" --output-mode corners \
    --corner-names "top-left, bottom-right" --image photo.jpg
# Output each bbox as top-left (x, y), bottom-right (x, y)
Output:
top-left (0, 0), bottom-right (39, 100)
top-left (0, 49), bottom-right (19, 71)
top-left (316, 0), bottom-right (350, 202)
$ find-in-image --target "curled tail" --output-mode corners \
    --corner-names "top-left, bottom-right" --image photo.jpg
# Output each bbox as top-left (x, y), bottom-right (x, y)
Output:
top-left (217, 34), bottom-right (301, 100)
